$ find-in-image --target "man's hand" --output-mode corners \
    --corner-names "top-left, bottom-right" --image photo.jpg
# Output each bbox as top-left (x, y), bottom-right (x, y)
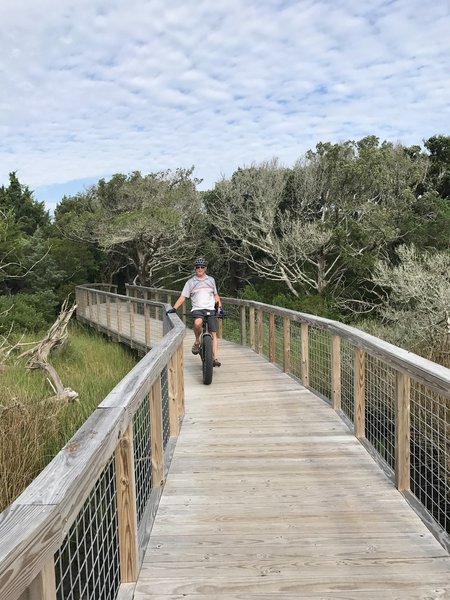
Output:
top-left (217, 306), bottom-right (225, 317)
top-left (166, 307), bottom-right (177, 314)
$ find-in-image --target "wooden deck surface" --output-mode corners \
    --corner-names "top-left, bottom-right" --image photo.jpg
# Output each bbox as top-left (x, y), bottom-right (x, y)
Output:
top-left (133, 334), bottom-right (450, 599)
top-left (79, 303), bottom-right (450, 598)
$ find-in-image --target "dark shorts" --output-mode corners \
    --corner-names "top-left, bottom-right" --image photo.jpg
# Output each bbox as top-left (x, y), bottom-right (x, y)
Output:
top-left (190, 309), bottom-right (217, 332)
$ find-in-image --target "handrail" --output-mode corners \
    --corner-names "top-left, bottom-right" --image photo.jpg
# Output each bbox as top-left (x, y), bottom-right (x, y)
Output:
top-left (129, 284), bottom-right (450, 552)
top-left (0, 284), bottom-right (185, 600)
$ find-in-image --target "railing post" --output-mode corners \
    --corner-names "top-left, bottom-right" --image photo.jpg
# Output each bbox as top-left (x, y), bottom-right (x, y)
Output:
top-left (249, 306), bottom-right (255, 350)
top-left (240, 305), bottom-right (246, 346)
top-left (395, 372), bottom-right (411, 492)
top-left (154, 292), bottom-right (160, 321)
top-left (177, 345), bottom-right (185, 417)
top-left (301, 322), bottom-right (309, 386)
top-left (269, 313), bottom-right (275, 362)
top-left (117, 297), bottom-right (122, 341)
top-left (88, 290), bottom-right (94, 322)
top-left (115, 423), bottom-right (139, 583)
top-left (150, 377), bottom-right (164, 487)
top-left (95, 291), bottom-right (101, 329)
top-left (106, 294), bottom-right (111, 330)
top-left (257, 309), bottom-right (263, 354)
top-left (128, 298), bottom-right (135, 342)
top-left (24, 558), bottom-right (57, 600)
top-left (168, 353), bottom-right (179, 437)
top-left (144, 302), bottom-right (151, 348)
top-left (331, 335), bottom-right (341, 411)
top-left (218, 314), bottom-right (223, 339)
top-left (283, 317), bottom-right (290, 373)
top-left (354, 347), bottom-right (365, 439)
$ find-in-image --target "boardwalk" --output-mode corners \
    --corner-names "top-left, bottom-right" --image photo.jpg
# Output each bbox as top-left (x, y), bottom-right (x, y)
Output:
top-left (133, 335), bottom-right (450, 599)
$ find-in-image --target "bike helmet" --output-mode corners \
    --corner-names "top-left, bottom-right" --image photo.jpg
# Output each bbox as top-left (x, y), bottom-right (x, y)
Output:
top-left (194, 256), bottom-right (208, 267)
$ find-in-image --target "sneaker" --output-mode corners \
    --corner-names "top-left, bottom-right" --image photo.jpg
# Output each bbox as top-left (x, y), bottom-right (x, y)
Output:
top-left (191, 342), bottom-right (200, 355)
top-left (213, 359), bottom-right (221, 367)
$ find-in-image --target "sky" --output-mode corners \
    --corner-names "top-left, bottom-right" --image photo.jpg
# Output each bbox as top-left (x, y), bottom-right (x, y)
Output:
top-left (1, 0), bottom-right (449, 213)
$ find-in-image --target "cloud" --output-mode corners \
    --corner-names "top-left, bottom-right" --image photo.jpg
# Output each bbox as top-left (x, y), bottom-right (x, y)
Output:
top-left (1, 0), bottom-right (449, 210)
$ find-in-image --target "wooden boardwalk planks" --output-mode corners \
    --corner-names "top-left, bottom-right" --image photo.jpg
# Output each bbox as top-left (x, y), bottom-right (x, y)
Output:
top-left (133, 335), bottom-right (450, 599)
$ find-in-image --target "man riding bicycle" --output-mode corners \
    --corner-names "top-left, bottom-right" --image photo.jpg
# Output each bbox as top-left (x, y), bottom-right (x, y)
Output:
top-left (167, 257), bottom-right (223, 367)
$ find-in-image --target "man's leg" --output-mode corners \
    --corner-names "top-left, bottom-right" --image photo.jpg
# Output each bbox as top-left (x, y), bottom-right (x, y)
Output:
top-left (192, 317), bottom-right (202, 354)
top-left (212, 331), bottom-right (218, 359)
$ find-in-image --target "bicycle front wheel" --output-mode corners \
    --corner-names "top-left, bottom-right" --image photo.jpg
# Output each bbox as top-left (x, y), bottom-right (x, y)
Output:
top-left (202, 334), bottom-right (213, 385)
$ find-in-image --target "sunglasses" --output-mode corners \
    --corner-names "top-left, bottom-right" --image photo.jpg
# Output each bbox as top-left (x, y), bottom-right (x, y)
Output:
top-left (195, 265), bottom-right (206, 269)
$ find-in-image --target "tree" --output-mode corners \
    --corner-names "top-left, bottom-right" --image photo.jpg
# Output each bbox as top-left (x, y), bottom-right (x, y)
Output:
top-left (371, 245), bottom-right (450, 361)
top-left (208, 139), bottom-right (429, 298)
top-left (424, 135), bottom-right (450, 199)
top-left (0, 172), bottom-right (50, 235)
top-left (62, 168), bottom-right (205, 286)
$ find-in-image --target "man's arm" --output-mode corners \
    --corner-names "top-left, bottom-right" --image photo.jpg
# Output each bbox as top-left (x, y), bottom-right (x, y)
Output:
top-left (214, 293), bottom-right (222, 307)
top-left (173, 295), bottom-right (187, 311)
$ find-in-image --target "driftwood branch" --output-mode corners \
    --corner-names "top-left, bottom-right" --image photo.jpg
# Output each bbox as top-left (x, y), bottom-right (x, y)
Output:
top-left (18, 299), bottom-right (79, 402)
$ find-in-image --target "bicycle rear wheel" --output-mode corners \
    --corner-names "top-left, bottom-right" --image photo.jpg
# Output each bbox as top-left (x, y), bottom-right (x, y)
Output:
top-left (202, 334), bottom-right (213, 385)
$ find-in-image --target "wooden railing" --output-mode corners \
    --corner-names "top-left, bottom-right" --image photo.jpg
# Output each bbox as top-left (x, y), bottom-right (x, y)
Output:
top-left (129, 284), bottom-right (450, 552)
top-left (0, 284), bottom-right (185, 600)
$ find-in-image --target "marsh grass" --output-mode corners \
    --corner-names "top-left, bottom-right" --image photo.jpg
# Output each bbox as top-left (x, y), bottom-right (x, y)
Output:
top-left (0, 322), bottom-right (137, 511)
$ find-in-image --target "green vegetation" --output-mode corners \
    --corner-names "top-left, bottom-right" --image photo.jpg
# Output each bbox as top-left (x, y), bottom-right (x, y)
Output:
top-left (0, 322), bottom-right (137, 511)
top-left (0, 133), bottom-right (449, 508)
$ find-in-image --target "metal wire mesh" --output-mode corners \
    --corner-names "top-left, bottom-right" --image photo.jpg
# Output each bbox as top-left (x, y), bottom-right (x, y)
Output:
top-left (55, 456), bottom-right (120, 600)
top-left (161, 367), bottom-right (170, 450)
top-left (308, 327), bottom-right (332, 401)
top-left (288, 320), bottom-right (302, 380)
top-left (340, 339), bottom-right (355, 421)
top-left (365, 355), bottom-right (396, 469)
top-left (274, 315), bottom-right (284, 368)
top-left (411, 382), bottom-right (450, 536)
top-left (257, 312), bottom-right (267, 359)
top-left (133, 395), bottom-right (152, 526)
top-left (221, 302), bottom-right (241, 344)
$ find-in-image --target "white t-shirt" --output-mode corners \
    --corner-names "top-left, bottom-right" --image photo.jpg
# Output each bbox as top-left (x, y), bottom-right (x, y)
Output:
top-left (181, 275), bottom-right (217, 311)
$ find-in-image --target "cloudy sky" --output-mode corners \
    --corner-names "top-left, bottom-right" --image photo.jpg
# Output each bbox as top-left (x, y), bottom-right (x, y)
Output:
top-left (1, 0), bottom-right (449, 211)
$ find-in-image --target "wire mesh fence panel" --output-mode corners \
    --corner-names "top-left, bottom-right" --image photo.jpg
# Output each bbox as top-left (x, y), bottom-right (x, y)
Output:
top-left (55, 456), bottom-right (120, 600)
top-left (365, 355), bottom-right (396, 469)
top-left (341, 339), bottom-right (355, 422)
top-left (274, 315), bottom-right (284, 369)
top-left (161, 367), bottom-right (170, 450)
top-left (133, 395), bottom-right (152, 527)
top-left (259, 312), bottom-right (269, 360)
top-left (410, 382), bottom-right (450, 536)
top-left (308, 327), bottom-right (332, 401)
top-left (221, 302), bottom-right (241, 344)
top-left (288, 320), bottom-right (302, 380)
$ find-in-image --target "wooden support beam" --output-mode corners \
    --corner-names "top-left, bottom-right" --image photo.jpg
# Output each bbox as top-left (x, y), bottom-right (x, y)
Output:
top-left (269, 313), bottom-right (275, 363)
top-left (150, 378), bottom-right (164, 488)
top-left (354, 347), bottom-right (365, 439)
top-left (23, 558), bottom-right (57, 600)
top-left (115, 424), bottom-right (139, 583)
top-left (283, 317), bottom-right (290, 373)
top-left (331, 335), bottom-right (342, 411)
top-left (395, 371), bottom-right (411, 492)
top-left (249, 306), bottom-right (255, 350)
top-left (144, 303), bottom-right (151, 348)
top-left (301, 322), bottom-right (309, 386)
top-left (177, 345), bottom-right (185, 417)
top-left (106, 295), bottom-right (111, 329)
top-left (240, 305), bottom-right (247, 347)
top-left (168, 353), bottom-right (179, 437)
top-left (257, 309), bottom-right (264, 354)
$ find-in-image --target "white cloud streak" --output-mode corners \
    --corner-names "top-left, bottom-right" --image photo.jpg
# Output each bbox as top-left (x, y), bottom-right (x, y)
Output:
top-left (1, 0), bottom-right (449, 208)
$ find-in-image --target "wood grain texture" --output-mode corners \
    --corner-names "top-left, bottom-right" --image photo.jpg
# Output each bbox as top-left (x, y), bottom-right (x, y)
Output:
top-left (134, 334), bottom-right (450, 599)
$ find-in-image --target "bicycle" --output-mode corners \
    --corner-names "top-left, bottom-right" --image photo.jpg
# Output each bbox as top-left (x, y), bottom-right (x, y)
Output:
top-left (167, 305), bottom-right (224, 385)
top-left (198, 308), bottom-right (224, 385)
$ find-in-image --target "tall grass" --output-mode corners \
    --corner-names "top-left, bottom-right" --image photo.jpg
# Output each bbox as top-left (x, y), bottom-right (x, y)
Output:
top-left (0, 322), bottom-right (138, 512)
